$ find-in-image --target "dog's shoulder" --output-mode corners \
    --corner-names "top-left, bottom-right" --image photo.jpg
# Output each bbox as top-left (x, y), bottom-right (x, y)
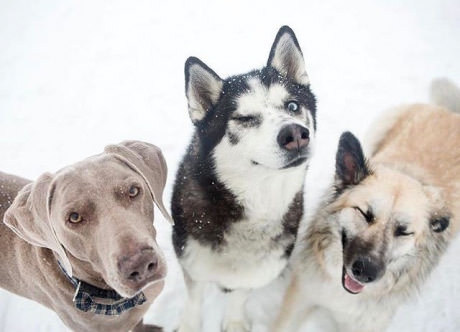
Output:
top-left (171, 139), bottom-right (244, 255)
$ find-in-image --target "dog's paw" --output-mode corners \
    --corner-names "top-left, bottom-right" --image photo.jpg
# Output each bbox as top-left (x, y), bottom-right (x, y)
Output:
top-left (222, 320), bottom-right (251, 332)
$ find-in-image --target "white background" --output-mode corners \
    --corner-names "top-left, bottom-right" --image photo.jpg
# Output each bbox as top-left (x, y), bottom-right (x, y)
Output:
top-left (0, 0), bottom-right (459, 331)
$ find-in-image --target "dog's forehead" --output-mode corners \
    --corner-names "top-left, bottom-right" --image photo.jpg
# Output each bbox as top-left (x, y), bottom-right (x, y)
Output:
top-left (236, 77), bottom-right (288, 112)
top-left (54, 154), bottom-right (141, 193)
top-left (346, 168), bottom-right (430, 226)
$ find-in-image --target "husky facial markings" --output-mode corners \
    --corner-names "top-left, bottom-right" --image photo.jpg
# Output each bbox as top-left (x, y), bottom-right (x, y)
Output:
top-left (172, 26), bottom-right (316, 332)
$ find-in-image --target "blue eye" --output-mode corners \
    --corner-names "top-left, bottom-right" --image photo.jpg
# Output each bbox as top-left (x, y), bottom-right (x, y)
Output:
top-left (287, 101), bottom-right (299, 112)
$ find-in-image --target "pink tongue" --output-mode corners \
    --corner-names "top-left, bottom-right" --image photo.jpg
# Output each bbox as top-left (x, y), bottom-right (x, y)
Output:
top-left (345, 273), bottom-right (364, 293)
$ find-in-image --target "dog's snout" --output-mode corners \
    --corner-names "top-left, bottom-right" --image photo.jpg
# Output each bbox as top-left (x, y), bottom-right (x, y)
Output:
top-left (118, 247), bottom-right (159, 286)
top-left (277, 124), bottom-right (309, 151)
top-left (351, 257), bottom-right (381, 283)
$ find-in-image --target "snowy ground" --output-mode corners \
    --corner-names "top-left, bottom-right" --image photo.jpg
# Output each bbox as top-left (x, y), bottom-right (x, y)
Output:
top-left (1, 0), bottom-right (459, 331)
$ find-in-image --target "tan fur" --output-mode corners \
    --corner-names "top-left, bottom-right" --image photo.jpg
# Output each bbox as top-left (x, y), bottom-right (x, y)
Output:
top-left (274, 100), bottom-right (460, 331)
top-left (0, 141), bottom-right (171, 332)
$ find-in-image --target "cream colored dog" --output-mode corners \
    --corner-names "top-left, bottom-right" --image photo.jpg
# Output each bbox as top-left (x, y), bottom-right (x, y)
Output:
top-left (1, 141), bottom-right (171, 332)
top-left (274, 79), bottom-right (460, 332)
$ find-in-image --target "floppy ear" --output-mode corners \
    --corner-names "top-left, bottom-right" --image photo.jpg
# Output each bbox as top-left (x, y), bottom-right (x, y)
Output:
top-left (3, 173), bottom-right (73, 275)
top-left (267, 25), bottom-right (309, 85)
top-left (185, 56), bottom-right (223, 125)
top-left (335, 132), bottom-right (371, 187)
top-left (105, 141), bottom-right (173, 224)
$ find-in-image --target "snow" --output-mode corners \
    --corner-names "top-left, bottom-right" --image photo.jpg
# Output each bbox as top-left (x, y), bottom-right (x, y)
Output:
top-left (0, 0), bottom-right (459, 331)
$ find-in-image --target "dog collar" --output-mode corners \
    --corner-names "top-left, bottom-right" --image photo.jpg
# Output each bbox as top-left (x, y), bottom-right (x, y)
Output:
top-left (57, 261), bottom-right (146, 315)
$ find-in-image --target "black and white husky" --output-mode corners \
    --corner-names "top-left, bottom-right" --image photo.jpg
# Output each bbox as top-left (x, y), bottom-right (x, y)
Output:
top-left (171, 26), bottom-right (317, 332)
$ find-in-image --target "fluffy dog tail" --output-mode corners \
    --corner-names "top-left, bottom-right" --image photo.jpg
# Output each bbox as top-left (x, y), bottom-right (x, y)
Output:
top-left (430, 78), bottom-right (460, 113)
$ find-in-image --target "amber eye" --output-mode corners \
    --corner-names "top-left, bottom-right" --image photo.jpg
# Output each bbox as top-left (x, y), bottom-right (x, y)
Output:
top-left (68, 212), bottom-right (82, 224)
top-left (128, 185), bottom-right (140, 198)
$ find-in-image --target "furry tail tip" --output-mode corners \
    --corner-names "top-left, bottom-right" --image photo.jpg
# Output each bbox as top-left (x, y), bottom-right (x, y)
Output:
top-left (430, 78), bottom-right (460, 113)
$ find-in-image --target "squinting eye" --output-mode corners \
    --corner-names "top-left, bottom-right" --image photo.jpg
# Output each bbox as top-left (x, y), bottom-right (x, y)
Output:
top-left (128, 185), bottom-right (140, 198)
top-left (68, 212), bottom-right (82, 224)
top-left (233, 115), bottom-right (256, 123)
top-left (394, 225), bottom-right (414, 237)
top-left (286, 101), bottom-right (299, 112)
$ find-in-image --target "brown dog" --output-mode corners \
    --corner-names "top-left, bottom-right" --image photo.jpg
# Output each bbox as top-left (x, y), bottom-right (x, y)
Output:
top-left (0, 141), bottom-right (171, 331)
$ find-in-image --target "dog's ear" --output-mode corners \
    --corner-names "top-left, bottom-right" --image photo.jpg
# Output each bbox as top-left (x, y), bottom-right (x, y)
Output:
top-left (3, 173), bottom-right (73, 275)
top-left (105, 141), bottom-right (173, 224)
top-left (335, 132), bottom-right (371, 187)
top-left (185, 56), bottom-right (223, 125)
top-left (267, 25), bottom-right (309, 85)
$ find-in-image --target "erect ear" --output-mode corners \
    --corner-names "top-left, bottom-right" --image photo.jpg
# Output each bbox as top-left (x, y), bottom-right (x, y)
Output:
top-left (3, 173), bottom-right (73, 276)
top-left (105, 141), bottom-right (173, 224)
top-left (335, 132), bottom-right (371, 187)
top-left (267, 25), bottom-right (309, 85)
top-left (185, 56), bottom-right (223, 125)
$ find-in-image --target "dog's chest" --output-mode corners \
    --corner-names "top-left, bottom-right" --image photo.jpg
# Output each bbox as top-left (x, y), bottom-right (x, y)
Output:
top-left (181, 218), bottom-right (291, 289)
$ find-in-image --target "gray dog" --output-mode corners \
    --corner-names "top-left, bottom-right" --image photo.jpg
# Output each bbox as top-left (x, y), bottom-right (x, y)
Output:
top-left (0, 141), bottom-right (171, 331)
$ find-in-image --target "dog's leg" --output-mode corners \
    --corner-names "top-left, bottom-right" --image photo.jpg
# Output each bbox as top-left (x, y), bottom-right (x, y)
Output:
top-left (222, 289), bottom-right (250, 332)
top-left (177, 271), bottom-right (205, 332)
top-left (272, 275), bottom-right (311, 332)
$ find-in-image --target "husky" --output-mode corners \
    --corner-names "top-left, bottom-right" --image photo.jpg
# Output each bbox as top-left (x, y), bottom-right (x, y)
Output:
top-left (273, 78), bottom-right (460, 332)
top-left (171, 26), bottom-right (317, 332)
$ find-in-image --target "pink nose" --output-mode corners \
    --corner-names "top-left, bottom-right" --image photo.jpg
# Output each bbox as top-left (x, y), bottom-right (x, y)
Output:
top-left (277, 124), bottom-right (310, 151)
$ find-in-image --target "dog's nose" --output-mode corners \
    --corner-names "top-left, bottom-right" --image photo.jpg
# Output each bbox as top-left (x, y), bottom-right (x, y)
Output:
top-left (351, 257), bottom-right (380, 283)
top-left (277, 124), bottom-right (309, 151)
top-left (118, 248), bottom-right (158, 285)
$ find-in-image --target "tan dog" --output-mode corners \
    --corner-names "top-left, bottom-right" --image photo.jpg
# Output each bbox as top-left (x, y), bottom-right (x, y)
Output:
top-left (274, 79), bottom-right (460, 332)
top-left (0, 141), bottom-right (172, 332)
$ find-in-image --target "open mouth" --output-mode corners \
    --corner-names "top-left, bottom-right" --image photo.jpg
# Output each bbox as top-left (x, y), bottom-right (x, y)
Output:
top-left (342, 266), bottom-right (364, 294)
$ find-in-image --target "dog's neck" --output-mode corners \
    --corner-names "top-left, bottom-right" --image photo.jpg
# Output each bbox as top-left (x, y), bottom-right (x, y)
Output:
top-left (53, 251), bottom-right (112, 290)
top-left (214, 158), bottom-right (307, 221)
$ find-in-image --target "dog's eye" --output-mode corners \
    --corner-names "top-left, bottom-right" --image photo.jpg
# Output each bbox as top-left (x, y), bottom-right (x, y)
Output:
top-left (394, 225), bottom-right (414, 237)
top-left (286, 101), bottom-right (299, 113)
top-left (68, 212), bottom-right (82, 224)
top-left (232, 115), bottom-right (256, 123)
top-left (354, 207), bottom-right (374, 223)
top-left (128, 185), bottom-right (140, 198)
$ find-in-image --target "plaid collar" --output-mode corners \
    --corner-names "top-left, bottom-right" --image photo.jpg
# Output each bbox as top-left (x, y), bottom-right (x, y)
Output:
top-left (57, 260), bottom-right (146, 316)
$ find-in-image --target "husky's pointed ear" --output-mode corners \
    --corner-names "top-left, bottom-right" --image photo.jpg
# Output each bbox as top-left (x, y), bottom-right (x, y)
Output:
top-left (335, 132), bottom-right (371, 187)
top-left (105, 141), bottom-right (173, 224)
top-left (185, 57), bottom-right (223, 125)
top-left (267, 26), bottom-right (309, 85)
top-left (3, 173), bottom-right (73, 276)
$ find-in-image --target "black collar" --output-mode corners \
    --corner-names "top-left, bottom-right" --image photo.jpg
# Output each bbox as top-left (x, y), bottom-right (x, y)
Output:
top-left (57, 260), bottom-right (146, 316)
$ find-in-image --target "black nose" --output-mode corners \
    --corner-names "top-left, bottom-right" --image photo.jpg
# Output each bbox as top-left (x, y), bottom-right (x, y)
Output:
top-left (277, 124), bottom-right (309, 151)
top-left (351, 257), bottom-right (380, 283)
top-left (118, 248), bottom-right (158, 285)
